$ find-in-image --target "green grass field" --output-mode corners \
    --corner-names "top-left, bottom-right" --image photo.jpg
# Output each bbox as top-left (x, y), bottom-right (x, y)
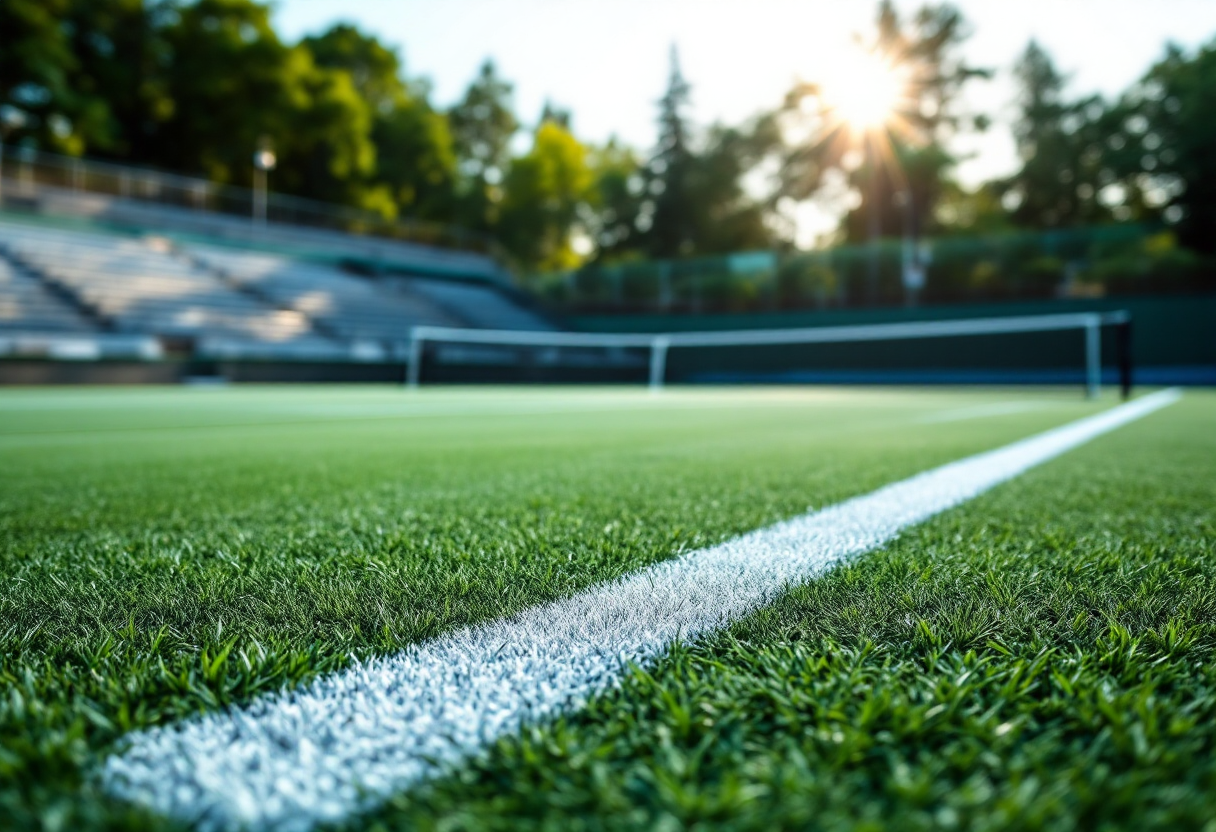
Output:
top-left (1, 386), bottom-right (1213, 831)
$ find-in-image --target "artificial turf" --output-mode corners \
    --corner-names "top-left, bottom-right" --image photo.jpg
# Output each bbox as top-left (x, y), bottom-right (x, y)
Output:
top-left (0, 386), bottom-right (1210, 830)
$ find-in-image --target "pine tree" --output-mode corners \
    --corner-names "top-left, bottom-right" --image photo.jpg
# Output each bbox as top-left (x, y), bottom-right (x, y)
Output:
top-left (646, 45), bottom-right (696, 258)
top-left (448, 60), bottom-right (519, 232)
top-left (1003, 40), bottom-right (1109, 228)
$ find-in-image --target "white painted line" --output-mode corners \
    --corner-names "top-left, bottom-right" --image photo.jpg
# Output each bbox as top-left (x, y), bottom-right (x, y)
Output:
top-left (102, 389), bottom-right (1181, 832)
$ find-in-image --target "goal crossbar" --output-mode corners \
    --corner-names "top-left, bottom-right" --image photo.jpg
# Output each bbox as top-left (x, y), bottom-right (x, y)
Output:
top-left (408, 310), bottom-right (1132, 398)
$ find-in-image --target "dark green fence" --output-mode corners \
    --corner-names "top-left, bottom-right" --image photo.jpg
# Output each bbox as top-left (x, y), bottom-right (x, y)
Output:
top-left (531, 225), bottom-right (1213, 313)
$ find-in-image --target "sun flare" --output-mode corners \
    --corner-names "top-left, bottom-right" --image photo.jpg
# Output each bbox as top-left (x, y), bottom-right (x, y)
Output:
top-left (824, 48), bottom-right (906, 131)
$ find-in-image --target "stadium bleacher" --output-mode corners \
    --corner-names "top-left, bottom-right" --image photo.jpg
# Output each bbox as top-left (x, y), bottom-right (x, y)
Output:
top-left (0, 254), bottom-right (97, 333)
top-left (0, 216), bottom-right (562, 368)
top-left (404, 277), bottom-right (556, 331)
top-left (186, 246), bottom-right (462, 353)
top-left (29, 184), bottom-right (505, 282)
top-left (0, 222), bottom-right (322, 345)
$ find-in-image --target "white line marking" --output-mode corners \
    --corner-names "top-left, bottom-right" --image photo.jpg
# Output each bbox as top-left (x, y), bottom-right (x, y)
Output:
top-left (102, 389), bottom-right (1181, 832)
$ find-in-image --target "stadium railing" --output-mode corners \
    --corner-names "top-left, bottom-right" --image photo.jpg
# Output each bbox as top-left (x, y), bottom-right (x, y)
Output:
top-left (407, 311), bottom-right (1133, 398)
top-left (0, 146), bottom-right (503, 259)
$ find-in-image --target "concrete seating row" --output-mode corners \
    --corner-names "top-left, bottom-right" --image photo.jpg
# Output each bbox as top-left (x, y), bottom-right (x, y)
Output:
top-left (0, 221), bottom-right (327, 347)
top-left (0, 256), bottom-right (96, 332)
top-left (187, 245), bottom-right (460, 342)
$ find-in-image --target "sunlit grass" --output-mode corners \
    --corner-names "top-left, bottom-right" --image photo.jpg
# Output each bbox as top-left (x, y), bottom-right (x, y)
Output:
top-left (0, 386), bottom-right (1206, 829)
top-left (360, 395), bottom-right (1216, 831)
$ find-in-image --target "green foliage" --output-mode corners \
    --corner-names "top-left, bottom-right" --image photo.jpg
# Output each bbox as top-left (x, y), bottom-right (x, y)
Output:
top-left (778, 259), bottom-right (838, 307)
top-left (1017, 255), bottom-right (1066, 293)
top-left (150, 0), bottom-right (300, 183)
top-left (1105, 38), bottom-right (1216, 253)
top-left (498, 121), bottom-right (595, 272)
top-left (0, 0), bottom-right (123, 155)
top-left (935, 182), bottom-right (1017, 236)
top-left (302, 24), bottom-right (407, 114)
top-left (2, 0), bottom-right (1211, 277)
top-left (697, 267), bottom-right (761, 309)
top-left (685, 117), bottom-right (783, 255)
top-left (634, 50), bottom-right (783, 262)
top-left (276, 50), bottom-right (381, 209)
top-left (550, 222), bottom-right (1208, 311)
top-left (0, 1), bottom-right (450, 222)
top-left (371, 100), bottom-right (459, 222)
top-left (300, 24), bottom-right (457, 221)
top-left (999, 41), bottom-right (1113, 229)
top-left (644, 47), bottom-right (699, 258)
top-left (1082, 231), bottom-right (1209, 293)
top-left (133, 0), bottom-right (376, 212)
top-left (449, 60), bottom-right (520, 232)
top-left (585, 139), bottom-right (646, 261)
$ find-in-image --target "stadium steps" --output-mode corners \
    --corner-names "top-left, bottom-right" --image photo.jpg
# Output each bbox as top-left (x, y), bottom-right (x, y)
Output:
top-left (0, 242), bottom-right (113, 332)
top-left (0, 220), bottom-right (337, 354)
top-left (185, 246), bottom-right (466, 354)
top-left (26, 183), bottom-right (506, 282)
top-left (173, 245), bottom-right (345, 344)
top-left (392, 276), bottom-right (560, 331)
top-left (0, 216), bottom-right (571, 370)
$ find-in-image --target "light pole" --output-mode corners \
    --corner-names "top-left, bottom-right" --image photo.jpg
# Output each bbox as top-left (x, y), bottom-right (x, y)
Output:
top-left (252, 136), bottom-right (276, 230)
top-left (866, 135), bottom-right (882, 304)
top-left (0, 106), bottom-right (30, 208)
top-left (898, 189), bottom-right (928, 307)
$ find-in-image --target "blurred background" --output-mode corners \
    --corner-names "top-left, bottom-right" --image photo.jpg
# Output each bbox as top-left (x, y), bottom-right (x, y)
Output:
top-left (1, 0), bottom-right (1213, 385)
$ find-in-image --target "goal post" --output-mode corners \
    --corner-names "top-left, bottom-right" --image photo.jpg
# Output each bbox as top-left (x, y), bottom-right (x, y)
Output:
top-left (407, 311), bottom-right (1133, 398)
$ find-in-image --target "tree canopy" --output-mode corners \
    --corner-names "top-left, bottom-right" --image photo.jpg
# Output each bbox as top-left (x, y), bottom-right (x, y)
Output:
top-left (1104, 41), bottom-right (1216, 252)
top-left (1, 0), bottom-right (1213, 273)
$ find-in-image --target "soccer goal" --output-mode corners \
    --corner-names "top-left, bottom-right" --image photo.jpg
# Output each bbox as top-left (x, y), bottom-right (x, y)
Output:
top-left (407, 311), bottom-right (1133, 398)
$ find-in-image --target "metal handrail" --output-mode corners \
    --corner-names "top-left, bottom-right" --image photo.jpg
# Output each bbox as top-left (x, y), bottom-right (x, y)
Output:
top-left (0, 146), bottom-right (505, 260)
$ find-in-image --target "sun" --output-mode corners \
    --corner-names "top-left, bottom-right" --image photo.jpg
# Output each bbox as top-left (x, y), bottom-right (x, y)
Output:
top-left (824, 48), bottom-right (906, 131)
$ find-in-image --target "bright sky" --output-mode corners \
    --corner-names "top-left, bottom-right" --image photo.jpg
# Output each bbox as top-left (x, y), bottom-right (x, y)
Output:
top-left (275, 0), bottom-right (1216, 240)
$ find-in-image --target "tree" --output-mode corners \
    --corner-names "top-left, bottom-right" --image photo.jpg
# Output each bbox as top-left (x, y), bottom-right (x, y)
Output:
top-left (998, 41), bottom-right (1111, 228)
top-left (584, 138), bottom-right (645, 261)
top-left (781, 2), bottom-right (991, 246)
top-left (448, 60), bottom-right (519, 231)
top-left (685, 116), bottom-right (783, 254)
top-left (2, 0), bottom-right (383, 209)
top-left (498, 120), bottom-right (594, 272)
top-left (150, 0), bottom-right (376, 206)
top-left (303, 24), bottom-right (405, 114)
top-left (1105, 39), bottom-right (1216, 253)
top-left (643, 46), bottom-right (697, 258)
top-left (151, 0), bottom-right (291, 181)
top-left (538, 100), bottom-right (572, 131)
top-left (0, 0), bottom-right (112, 155)
top-left (933, 181), bottom-right (1015, 235)
top-left (56, 0), bottom-right (177, 161)
top-left (626, 47), bottom-right (784, 261)
top-left (371, 100), bottom-right (458, 222)
top-left (273, 50), bottom-right (380, 209)
top-left (301, 24), bottom-right (458, 221)
top-left (859, 3), bottom-right (989, 243)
